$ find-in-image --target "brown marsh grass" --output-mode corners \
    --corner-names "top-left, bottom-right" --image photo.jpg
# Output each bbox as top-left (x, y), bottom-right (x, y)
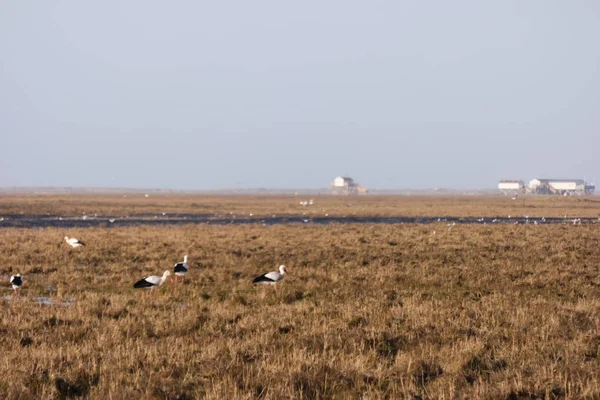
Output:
top-left (0, 195), bottom-right (600, 398)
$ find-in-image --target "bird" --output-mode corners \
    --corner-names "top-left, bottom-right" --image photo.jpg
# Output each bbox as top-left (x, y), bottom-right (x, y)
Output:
top-left (171, 255), bottom-right (189, 292)
top-left (64, 236), bottom-right (85, 248)
top-left (253, 265), bottom-right (287, 292)
top-left (10, 274), bottom-right (23, 296)
top-left (133, 270), bottom-right (172, 297)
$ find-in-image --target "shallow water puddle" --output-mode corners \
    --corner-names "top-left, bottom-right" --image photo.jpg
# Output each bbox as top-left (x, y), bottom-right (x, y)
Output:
top-left (33, 296), bottom-right (75, 306)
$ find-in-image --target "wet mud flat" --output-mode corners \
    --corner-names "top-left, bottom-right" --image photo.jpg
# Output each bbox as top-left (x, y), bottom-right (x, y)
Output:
top-left (0, 213), bottom-right (597, 228)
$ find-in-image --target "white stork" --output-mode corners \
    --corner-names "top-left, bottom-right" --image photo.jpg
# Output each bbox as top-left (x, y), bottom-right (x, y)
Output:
top-left (133, 270), bottom-right (172, 297)
top-left (64, 236), bottom-right (85, 248)
top-left (253, 265), bottom-right (287, 292)
top-left (171, 255), bottom-right (189, 293)
top-left (10, 274), bottom-right (23, 296)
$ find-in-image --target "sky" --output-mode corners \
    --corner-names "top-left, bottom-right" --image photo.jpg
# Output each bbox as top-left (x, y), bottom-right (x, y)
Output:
top-left (1, 1), bottom-right (598, 190)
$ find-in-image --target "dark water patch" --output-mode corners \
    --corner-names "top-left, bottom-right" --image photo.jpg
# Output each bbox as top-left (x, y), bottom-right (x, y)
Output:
top-left (0, 214), bottom-right (597, 229)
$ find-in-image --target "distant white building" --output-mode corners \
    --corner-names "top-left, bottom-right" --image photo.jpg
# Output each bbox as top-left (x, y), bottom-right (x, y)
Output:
top-left (498, 180), bottom-right (525, 194)
top-left (332, 176), bottom-right (353, 188)
top-left (528, 178), bottom-right (594, 195)
top-left (330, 176), bottom-right (368, 195)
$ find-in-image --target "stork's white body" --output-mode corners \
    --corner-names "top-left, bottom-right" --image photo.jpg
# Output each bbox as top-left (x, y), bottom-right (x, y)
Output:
top-left (10, 274), bottom-right (23, 296)
top-left (171, 255), bottom-right (189, 293)
top-left (253, 265), bottom-right (287, 292)
top-left (64, 236), bottom-right (85, 248)
top-left (173, 255), bottom-right (189, 278)
top-left (134, 270), bottom-right (171, 297)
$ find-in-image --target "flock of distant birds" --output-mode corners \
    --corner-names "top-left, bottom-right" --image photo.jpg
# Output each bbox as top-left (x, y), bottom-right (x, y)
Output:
top-left (8, 236), bottom-right (287, 298)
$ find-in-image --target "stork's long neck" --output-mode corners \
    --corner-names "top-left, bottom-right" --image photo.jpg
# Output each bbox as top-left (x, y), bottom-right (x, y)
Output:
top-left (159, 272), bottom-right (169, 286)
top-left (184, 255), bottom-right (188, 263)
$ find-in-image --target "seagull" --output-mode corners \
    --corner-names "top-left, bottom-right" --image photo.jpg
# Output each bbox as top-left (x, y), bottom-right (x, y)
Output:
top-left (64, 236), bottom-right (85, 248)
top-left (253, 265), bottom-right (287, 292)
top-left (10, 274), bottom-right (23, 296)
top-left (171, 255), bottom-right (189, 292)
top-left (133, 270), bottom-right (172, 297)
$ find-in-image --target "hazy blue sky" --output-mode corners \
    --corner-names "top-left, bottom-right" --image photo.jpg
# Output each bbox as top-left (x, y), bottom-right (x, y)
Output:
top-left (1, 1), bottom-right (598, 189)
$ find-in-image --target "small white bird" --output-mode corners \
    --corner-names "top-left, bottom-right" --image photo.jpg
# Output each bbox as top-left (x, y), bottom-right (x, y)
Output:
top-left (64, 236), bottom-right (85, 248)
top-left (253, 265), bottom-right (287, 292)
top-left (133, 270), bottom-right (172, 297)
top-left (10, 274), bottom-right (23, 296)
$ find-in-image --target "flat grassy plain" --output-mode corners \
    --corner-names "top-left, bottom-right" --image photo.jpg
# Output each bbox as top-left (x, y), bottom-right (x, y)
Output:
top-left (1, 195), bottom-right (600, 399)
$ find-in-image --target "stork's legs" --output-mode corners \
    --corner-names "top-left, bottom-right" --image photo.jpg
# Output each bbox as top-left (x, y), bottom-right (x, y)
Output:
top-left (172, 275), bottom-right (185, 294)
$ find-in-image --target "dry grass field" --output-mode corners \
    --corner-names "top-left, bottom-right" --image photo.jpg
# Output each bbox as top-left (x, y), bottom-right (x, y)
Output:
top-left (1, 195), bottom-right (600, 399)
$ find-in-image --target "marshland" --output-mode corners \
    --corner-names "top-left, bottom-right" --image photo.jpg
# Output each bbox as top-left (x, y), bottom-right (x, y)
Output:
top-left (1, 194), bottom-right (600, 399)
